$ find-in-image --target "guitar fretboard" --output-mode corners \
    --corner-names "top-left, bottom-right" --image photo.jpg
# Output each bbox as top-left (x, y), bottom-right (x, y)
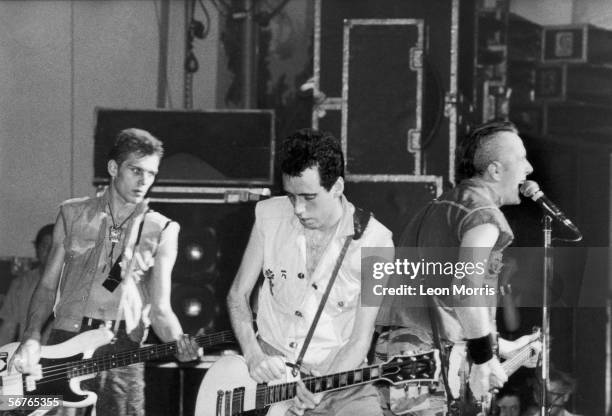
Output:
top-left (62, 331), bottom-right (235, 378)
top-left (501, 339), bottom-right (539, 376)
top-left (256, 364), bottom-right (382, 406)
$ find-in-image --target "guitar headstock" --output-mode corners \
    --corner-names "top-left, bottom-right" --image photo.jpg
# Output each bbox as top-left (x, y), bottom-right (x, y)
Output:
top-left (381, 350), bottom-right (440, 385)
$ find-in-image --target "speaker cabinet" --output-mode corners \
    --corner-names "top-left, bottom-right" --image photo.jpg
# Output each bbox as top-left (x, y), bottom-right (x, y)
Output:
top-left (148, 197), bottom-right (257, 334)
top-left (94, 108), bottom-right (275, 186)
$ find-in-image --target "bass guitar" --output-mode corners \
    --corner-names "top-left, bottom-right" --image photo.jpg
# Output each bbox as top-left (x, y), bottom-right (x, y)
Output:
top-left (195, 350), bottom-right (440, 416)
top-left (0, 328), bottom-right (235, 412)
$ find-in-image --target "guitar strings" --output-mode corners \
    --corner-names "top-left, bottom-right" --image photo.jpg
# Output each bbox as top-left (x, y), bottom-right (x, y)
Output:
top-left (501, 338), bottom-right (541, 374)
top-left (20, 343), bottom-right (431, 402)
top-left (228, 347), bottom-right (529, 408)
top-left (236, 355), bottom-right (434, 406)
top-left (16, 331), bottom-right (235, 387)
top-left (15, 352), bottom-right (430, 410)
top-left (35, 330), bottom-right (233, 378)
top-left (37, 330), bottom-right (234, 372)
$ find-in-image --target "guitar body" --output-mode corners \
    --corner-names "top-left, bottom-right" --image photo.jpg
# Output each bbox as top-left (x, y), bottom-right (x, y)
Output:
top-left (196, 351), bottom-right (440, 416)
top-left (0, 327), bottom-right (236, 414)
top-left (194, 355), bottom-right (295, 416)
top-left (0, 328), bottom-right (114, 410)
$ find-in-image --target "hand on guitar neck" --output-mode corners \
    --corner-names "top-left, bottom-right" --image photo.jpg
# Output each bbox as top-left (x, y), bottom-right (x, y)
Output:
top-left (245, 350), bottom-right (323, 415)
top-left (9, 331), bottom-right (201, 379)
top-left (445, 329), bottom-right (542, 415)
top-left (174, 333), bottom-right (203, 362)
top-left (290, 368), bottom-right (324, 415)
top-left (461, 330), bottom-right (542, 415)
top-left (0, 328), bottom-right (236, 412)
top-left (498, 332), bottom-right (542, 368)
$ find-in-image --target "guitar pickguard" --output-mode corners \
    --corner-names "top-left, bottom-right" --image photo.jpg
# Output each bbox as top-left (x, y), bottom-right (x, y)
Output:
top-left (30, 354), bottom-right (89, 403)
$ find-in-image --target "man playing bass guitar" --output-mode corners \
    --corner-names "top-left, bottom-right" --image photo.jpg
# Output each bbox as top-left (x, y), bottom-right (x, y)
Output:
top-left (8, 128), bottom-right (200, 416)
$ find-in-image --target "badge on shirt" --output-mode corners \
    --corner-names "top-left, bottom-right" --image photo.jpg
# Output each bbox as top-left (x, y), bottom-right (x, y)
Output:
top-left (264, 269), bottom-right (275, 295)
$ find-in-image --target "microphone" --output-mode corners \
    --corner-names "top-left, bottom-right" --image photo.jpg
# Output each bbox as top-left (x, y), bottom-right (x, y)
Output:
top-left (520, 180), bottom-right (581, 236)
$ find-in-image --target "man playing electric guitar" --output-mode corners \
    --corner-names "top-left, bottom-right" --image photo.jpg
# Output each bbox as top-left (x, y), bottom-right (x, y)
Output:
top-left (377, 121), bottom-right (540, 415)
top-left (227, 129), bottom-right (394, 416)
top-left (7, 129), bottom-right (200, 416)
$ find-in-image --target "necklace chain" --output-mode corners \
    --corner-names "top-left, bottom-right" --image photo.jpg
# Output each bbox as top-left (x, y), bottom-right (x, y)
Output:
top-left (108, 203), bottom-right (135, 229)
top-left (107, 203), bottom-right (135, 260)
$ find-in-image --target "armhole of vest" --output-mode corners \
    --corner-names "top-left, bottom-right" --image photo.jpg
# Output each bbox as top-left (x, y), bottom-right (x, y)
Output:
top-left (135, 210), bottom-right (150, 246)
top-left (157, 220), bottom-right (172, 245)
top-left (146, 219), bottom-right (172, 258)
top-left (456, 205), bottom-right (498, 243)
top-left (59, 205), bottom-right (70, 248)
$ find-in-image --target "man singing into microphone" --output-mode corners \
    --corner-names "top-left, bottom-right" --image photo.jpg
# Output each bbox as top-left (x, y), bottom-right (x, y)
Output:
top-left (377, 120), bottom-right (540, 414)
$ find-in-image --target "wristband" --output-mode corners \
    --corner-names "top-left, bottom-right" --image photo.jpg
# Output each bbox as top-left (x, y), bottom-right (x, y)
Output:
top-left (467, 333), bottom-right (494, 364)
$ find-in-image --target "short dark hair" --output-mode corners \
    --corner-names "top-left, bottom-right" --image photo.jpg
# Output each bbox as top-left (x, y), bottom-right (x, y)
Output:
top-left (280, 128), bottom-right (344, 191)
top-left (108, 128), bottom-right (164, 167)
top-left (456, 120), bottom-right (518, 181)
top-left (497, 385), bottom-right (521, 400)
top-left (496, 385), bottom-right (523, 412)
top-left (34, 224), bottom-right (54, 248)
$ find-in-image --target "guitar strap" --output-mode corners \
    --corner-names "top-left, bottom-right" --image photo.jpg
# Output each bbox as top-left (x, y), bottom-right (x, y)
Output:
top-left (426, 302), bottom-right (459, 414)
top-left (290, 207), bottom-right (371, 377)
top-left (413, 201), bottom-right (458, 413)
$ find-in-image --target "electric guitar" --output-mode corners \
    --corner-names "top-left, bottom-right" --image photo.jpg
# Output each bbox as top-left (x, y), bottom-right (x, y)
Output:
top-left (0, 328), bottom-right (236, 412)
top-left (194, 350), bottom-right (440, 416)
top-left (448, 328), bottom-right (542, 416)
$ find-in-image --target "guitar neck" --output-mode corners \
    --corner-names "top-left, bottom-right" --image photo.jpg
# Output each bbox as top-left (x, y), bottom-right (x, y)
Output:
top-left (260, 364), bottom-right (382, 406)
top-left (65, 331), bottom-right (235, 377)
top-left (501, 344), bottom-right (534, 377)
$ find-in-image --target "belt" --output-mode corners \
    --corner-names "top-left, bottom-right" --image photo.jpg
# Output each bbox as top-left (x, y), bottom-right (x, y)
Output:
top-left (82, 317), bottom-right (126, 330)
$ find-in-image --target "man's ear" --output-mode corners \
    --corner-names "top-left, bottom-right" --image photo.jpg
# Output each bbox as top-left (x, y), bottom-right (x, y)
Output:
top-left (108, 159), bottom-right (118, 178)
top-left (332, 176), bottom-right (344, 197)
top-left (486, 161), bottom-right (503, 181)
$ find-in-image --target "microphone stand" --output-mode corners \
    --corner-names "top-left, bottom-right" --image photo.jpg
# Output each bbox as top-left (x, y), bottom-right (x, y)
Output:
top-left (541, 215), bottom-right (552, 416)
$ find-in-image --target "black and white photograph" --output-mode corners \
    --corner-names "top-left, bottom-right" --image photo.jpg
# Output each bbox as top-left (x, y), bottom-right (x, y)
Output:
top-left (0, 1), bottom-right (610, 415)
